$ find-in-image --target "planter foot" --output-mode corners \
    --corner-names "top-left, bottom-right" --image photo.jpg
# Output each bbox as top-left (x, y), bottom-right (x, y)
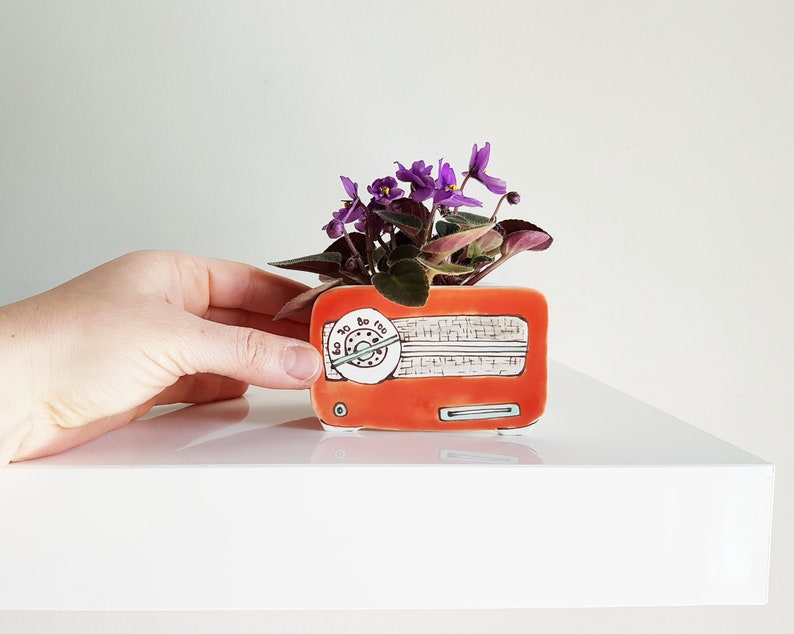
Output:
top-left (320, 420), bottom-right (363, 433)
top-left (496, 420), bottom-right (538, 436)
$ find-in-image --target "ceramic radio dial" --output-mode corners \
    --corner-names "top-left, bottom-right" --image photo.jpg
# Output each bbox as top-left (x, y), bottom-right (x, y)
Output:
top-left (325, 308), bottom-right (402, 384)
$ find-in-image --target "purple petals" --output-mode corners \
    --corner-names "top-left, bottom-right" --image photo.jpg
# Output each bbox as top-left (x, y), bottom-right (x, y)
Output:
top-left (433, 160), bottom-right (483, 207)
top-left (477, 171), bottom-right (508, 195)
top-left (340, 175), bottom-right (359, 200)
top-left (332, 199), bottom-right (365, 224)
top-left (325, 175), bottom-right (365, 233)
top-left (468, 142), bottom-right (491, 172)
top-left (464, 142), bottom-right (507, 195)
top-left (439, 189), bottom-right (483, 208)
top-left (367, 176), bottom-right (404, 205)
top-left (396, 161), bottom-right (436, 202)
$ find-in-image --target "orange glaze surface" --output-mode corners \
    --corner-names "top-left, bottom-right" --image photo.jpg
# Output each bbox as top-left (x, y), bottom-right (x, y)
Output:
top-left (309, 285), bottom-right (548, 431)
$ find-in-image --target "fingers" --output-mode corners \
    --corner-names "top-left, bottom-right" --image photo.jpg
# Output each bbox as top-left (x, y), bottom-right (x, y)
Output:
top-left (180, 255), bottom-right (311, 320)
top-left (11, 377), bottom-right (251, 462)
top-left (154, 373), bottom-right (249, 405)
top-left (12, 409), bottom-right (145, 462)
top-left (202, 306), bottom-right (311, 341)
top-left (176, 316), bottom-right (322, 390)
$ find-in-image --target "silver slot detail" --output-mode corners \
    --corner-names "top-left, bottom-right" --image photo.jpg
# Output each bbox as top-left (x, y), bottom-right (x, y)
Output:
top-left (439, 403), bottom-right (521, 421)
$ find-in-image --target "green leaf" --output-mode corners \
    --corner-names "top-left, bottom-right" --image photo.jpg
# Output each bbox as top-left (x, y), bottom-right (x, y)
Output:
top-left (372, 259), bottom-right (430, 307)
top-left (371, 245), bottom-right (387, 262)
top-left (417, 258), bottom-right (474, 276)
top-left (387, 244), bottom-right (421, 265)
top-left (435, 221), bottom-right (460, 238)
top-left (467, 228), bottom-right (504, 259)
top-left (374, 209), bottom-right (424, 235)
top-left (422, 223), bottom-right (495, 257)
top-left (389, 198), bottom-right (431, 227)
top-left (268, 252), bottom-right (343, 278)
top-left (443, 211), bottom-right (492, 227)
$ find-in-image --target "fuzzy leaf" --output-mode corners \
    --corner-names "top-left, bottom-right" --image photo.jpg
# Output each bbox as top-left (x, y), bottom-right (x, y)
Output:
top-left (388, 244), bottom-right (421, 264)
top-left (467, 229), bottom-right (504, 259)
top-left (324, 232), bottom-right (368, 259)
top-left (372, 259), bottom-right (430, 307)
top-left (375, 209), bottom-right (423, 235)
top-left (418, 258), bottom-right (474, 276)
top-left (470, 255), bottom-right (495, 266)
top-left (498, 218), bottom-right (553, 255)
top-left (422, 223), bottom-right (495, 257)
top-left (388, 198), bottom-right (431, 226)
top-left (273, 278), bottom-right (344, 320)
top-left (319, 232), bottom-right (372, 283)
top-left (436, 221), bottom-right (460, 238)
top-left (372, 245), bottom-right (387, 267)
top-left (443, 211), bottom-right (492, 227)
top-left (269, 252), bottom-right (343, 278)
top-left (498, 219), bottom-right (553, 253)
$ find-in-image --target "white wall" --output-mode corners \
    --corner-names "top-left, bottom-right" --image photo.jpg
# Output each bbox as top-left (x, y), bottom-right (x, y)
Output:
top-left (1, 1), bottom-right (792, 632)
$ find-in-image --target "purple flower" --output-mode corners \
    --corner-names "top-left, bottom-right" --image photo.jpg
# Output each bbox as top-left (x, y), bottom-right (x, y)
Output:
top-left (463, 142), bottom-right (507, 195)
top-left (395, 160), bottom-right (435, 202)
top-left (340, 175), bottom-right (359, 200)
top-left (326, 175), bottom-right (365, 226)
top-left (434, 160), bottom-right (482, 208)
top-left (323, 218), bottom-right (344, 238)
top-left (354, 205), bottom-right (386, 238)
top-left (332, 200), bottom-right (365, 224)
top-left (367, 176), bottom-right (404, 205)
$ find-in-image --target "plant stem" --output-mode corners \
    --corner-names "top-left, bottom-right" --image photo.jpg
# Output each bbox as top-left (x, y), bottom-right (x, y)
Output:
top-left (490, 194), bottom-right (508, 221)
top-left (458, 173), bottom-right (471, 192)
top-left (424, 204), bottom-right (439, 244)
top-left (463, 252), bottom-right (512, 286)
top-left (342, 226), bottom-right (371, 280)
top-left (452, 174), bottom-right (472, 214)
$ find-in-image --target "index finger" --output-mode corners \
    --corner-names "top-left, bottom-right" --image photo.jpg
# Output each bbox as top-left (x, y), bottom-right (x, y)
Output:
top-left (179, 254), bottom-right (312, 321)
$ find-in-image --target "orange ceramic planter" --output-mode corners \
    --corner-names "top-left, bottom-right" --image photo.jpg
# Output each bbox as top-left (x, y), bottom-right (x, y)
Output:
top-left (309, 285), bottom-right (548, 433)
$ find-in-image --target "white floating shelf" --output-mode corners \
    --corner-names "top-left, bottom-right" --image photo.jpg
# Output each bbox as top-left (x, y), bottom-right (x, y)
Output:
top-left (0, 361), bottom-right (773, 610)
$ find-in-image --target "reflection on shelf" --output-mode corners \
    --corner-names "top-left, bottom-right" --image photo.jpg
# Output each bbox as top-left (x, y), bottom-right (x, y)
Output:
top-left (28, 396), bottom-right (542, 466)
top-left (310, 424), bottom-right (542, 465)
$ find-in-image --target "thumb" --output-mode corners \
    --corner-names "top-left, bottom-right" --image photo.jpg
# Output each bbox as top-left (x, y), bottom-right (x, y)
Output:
top-left (178, 319), bottom-right (322, 390)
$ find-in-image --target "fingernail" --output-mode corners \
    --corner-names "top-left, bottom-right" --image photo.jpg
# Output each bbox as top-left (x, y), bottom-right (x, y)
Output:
top-left (284, 345), bottom-right (321, 382)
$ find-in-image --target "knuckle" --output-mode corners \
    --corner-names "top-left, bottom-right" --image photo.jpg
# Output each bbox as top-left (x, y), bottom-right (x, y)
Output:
top-left (236, 328), bottom-right (274, 371)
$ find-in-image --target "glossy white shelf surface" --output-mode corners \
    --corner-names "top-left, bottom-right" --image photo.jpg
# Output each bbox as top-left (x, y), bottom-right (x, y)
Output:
top-left (0, 361), bottom-right (773, 610)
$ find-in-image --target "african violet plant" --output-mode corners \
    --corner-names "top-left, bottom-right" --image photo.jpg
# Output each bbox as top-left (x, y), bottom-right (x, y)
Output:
top-left (270, 142), bottom-right (552, 318)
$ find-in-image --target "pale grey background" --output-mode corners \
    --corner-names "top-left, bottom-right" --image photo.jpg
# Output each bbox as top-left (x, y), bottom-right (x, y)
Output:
top-left (1, 1), bottom-right (792, 632)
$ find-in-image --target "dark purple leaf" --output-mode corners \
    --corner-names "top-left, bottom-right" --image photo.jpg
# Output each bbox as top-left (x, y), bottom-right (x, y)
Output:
top-left (269, 252), bottom-right (343, 278)
top-left (498, 219), bottom-right (553, 253)
top-left (273, 278), bottom-right (344, 321)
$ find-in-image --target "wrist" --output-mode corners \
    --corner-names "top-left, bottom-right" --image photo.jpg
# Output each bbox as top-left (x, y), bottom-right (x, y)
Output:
top-left (0, 300), bottom-right (40, 464)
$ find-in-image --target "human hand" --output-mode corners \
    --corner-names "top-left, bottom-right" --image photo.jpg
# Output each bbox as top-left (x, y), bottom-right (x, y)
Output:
top-left (0, 250), bottom-right (322, 463)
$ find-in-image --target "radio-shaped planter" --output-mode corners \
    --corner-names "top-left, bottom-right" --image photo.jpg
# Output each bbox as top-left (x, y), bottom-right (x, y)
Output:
top-left (309, 285), bottom-right (548, 434)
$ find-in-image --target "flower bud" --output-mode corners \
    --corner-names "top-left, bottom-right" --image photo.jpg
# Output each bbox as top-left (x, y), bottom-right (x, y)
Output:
top-left (323, 219), bottom-right (344, 239)
top-left (344, 257), bottom-right (358, 271)
top-left (507, 191), bottom-right (521, 205)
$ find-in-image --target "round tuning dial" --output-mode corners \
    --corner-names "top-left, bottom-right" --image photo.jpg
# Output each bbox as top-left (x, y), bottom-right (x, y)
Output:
top-left (326, 308), bottom-right (401, 384)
